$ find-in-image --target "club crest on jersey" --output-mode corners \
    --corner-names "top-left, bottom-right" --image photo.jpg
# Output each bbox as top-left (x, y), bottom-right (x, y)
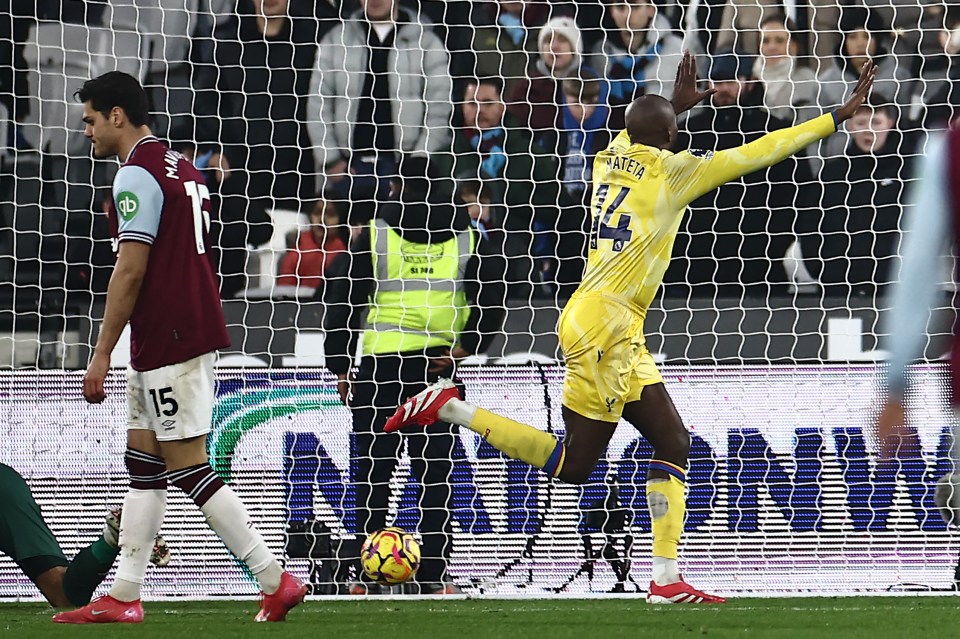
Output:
top-left (116, 191), bottom-right (139, 221)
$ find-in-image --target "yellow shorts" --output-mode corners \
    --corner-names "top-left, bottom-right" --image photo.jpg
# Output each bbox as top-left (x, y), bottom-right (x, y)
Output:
top-left (557, 292), bottom-right (663, 423)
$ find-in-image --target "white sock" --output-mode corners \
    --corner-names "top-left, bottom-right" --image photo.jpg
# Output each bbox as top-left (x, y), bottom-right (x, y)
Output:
top-left (652, 556), bottom-right (680, 586)
top-left (200, 485), bottom-right (284, 594)
top-left (110, 489), bottom-right (167, 602)
top-left (438, 397), bottom-right (477, 426)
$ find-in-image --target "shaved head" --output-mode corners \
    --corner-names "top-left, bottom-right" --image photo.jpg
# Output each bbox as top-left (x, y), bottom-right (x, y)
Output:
top-left (625, 95), bottom-right (678, 149)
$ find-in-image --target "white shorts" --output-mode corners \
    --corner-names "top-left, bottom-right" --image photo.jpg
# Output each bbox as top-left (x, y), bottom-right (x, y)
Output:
top-left (127, 352), bottom-right (216, 441)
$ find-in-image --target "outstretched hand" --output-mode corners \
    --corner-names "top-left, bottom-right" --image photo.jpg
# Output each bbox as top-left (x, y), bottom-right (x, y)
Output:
top-left (834, 60), bottom-right (877, 123)
top-left (670, 50), bottom-right (716, 115)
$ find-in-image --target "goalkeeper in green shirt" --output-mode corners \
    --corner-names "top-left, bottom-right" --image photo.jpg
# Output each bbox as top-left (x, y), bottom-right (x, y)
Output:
top-left (0, 463), bottom-right (170, 607)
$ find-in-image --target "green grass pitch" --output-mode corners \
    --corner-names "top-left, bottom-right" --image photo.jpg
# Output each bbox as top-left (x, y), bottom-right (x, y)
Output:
top-left (1, 598), bottom-right (958, 638)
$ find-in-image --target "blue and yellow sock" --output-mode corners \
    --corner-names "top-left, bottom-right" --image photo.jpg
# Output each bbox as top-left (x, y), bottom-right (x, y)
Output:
top-left (465, 407), bottom-right (566, 478)
top-left (647, 460), bottom-right (687, 562)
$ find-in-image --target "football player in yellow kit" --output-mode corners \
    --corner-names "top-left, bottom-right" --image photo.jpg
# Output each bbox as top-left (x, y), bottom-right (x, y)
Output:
top-left (386, 53), bottom-right (876, 603)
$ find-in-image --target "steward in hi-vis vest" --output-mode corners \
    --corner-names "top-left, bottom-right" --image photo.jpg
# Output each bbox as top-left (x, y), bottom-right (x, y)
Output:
top-left (323, 156), bottom-right (506, 593)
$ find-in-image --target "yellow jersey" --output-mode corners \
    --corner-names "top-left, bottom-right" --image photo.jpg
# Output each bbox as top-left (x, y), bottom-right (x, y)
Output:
top-left (577, 113), bottom-right (838, 314)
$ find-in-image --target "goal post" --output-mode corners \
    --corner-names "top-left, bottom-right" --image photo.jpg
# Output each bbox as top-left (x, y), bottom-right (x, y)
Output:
top-left (0, 0), bottom-right (957, 598)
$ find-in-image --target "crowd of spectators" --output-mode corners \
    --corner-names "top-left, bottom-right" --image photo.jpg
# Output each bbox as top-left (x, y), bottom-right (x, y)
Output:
top-left (2, 0), bottom-right (958, 307)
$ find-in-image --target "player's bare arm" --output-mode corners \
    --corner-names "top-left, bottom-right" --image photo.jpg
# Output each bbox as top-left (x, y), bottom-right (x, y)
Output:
top-left (833, 60), bottom-right (878, 123)
top-left (670, 50), bottom-right (716, 115)
top-left (83, 242), bottom-right (150, 404)
top-left (658, 58), bottom-right (877, 206)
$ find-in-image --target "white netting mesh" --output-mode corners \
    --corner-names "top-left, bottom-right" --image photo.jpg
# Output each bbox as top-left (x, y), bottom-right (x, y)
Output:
top-left (0, 0), bottom-right (958, 598)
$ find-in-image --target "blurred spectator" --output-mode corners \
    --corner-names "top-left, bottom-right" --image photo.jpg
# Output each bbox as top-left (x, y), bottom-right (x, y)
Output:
top-left (588, 0), bottom-right (684, 128)
top-left (862, 0), bottom-right (947, 60)
top-left (408, 0), bottom-right (547, 68)
top-left (0, 1), bottom-right (36, 128)
top-left (557, 68), bottom-right (611, 203)
top-left (171, 139), bottom-right (272, 299)
top-left (201, 0), bottom-right (318, 208)
top-left (458, 180), bottom-right (499, 236)
top-left (308, 0), bottom-right (452, 198)
top-left (817, 7), bottom-right (910, 122)
top-left (665, 49), bottom-right (815, 296)
top-left (910, 5), bottom-right (960, 129)
top-left (277, 196), bottom-right (347, 290)
top-left (455, 77), bottom-right (560, 229)
top-left (753, 14), bottom-right (818, 123)
top-left (101, 0), bottom-right (206, 140)
top-left (507, 15), bottom-right (585, 151)
top-left (715, 0), bottom-right (840, 69)
top-left (460, 1), bottom-right (541, 87)
top-left (454, 76), bottom-right (561, 294)
top-left (294, 0), bottom-right (350, 26)
top-left (64, 191), bottom-right (115, 297)
top-left (798, 100), bottom-right (916, 296)
top-left (546, 68), bottom-right (611, 297)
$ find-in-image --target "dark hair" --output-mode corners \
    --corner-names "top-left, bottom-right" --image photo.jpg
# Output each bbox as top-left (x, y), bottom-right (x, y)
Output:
top-left (393, 154), bottom-right (432, 197)
top-left (467, 75), bottom-right (505, 97)
top-left (307, 192), bottom-right (342, 222)
top-left (709, 48), bottom-right (755, 81)
top-left (458, 179), bottom-right (492, 201)
top-left (75, 71), bottom-right (150, 126)
top-left (759, 12), bottom-right (790, 31)
top-left (839, 6), bottom-right (877, 34)
top-left (562, 67), bottom-right (602, 103)
top-left (855, 93), bottom-right (895, 118)
top-left (459, 179), bottom-right (480, 197)
top-left (759, 13), bottom-right (809, 61)
top-left (838, 7), bottom-right (888, 53)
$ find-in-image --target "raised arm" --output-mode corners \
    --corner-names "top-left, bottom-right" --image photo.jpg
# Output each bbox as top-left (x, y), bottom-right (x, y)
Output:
top-left (670, 50), bottom-right (716, 115)
top-left (668, 61), bottom-right (877, 207)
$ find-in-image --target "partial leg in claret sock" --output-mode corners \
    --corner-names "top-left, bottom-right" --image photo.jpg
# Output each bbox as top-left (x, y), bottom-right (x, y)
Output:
top-left (162, 436), bottom-right (305, 622)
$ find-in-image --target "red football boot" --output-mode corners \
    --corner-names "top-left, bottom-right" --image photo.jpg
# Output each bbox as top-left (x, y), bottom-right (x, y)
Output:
top-left (384, 379), bottom-right (461, 433)
top-left (646, 579), bottom-right (726, 604)
top-left (254, 571), bottom-right (307, 622)
top-left (52, 595), bottom-right (144, 624)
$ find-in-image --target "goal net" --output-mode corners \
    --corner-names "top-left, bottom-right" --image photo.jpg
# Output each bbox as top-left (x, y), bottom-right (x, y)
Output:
top-left (0, 0), bottom-right (957, 599)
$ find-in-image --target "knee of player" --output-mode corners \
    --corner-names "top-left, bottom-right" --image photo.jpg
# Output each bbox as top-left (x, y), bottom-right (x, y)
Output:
top-left (664, 427), bottom-right (691, 460)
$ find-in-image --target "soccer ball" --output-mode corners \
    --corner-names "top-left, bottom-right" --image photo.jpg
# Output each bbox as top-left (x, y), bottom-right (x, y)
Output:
top-left (934, 473), bottom-right (960, 527)
top-left (360, 527), bottom-right (421, 586)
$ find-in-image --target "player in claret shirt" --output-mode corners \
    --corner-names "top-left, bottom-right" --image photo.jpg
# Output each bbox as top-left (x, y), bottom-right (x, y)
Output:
top-left (386, 53), bottom-right (876, 604)
top-left (53, 71), bottom-right (305, 624)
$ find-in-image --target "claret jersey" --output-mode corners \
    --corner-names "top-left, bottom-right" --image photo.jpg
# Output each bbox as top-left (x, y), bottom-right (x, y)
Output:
top-left (107, 136), bottom-right (230, 371)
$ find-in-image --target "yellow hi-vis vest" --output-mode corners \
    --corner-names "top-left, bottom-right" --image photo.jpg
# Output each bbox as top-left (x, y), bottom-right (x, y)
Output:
top-left (362, 218), bottom-right (475, 355)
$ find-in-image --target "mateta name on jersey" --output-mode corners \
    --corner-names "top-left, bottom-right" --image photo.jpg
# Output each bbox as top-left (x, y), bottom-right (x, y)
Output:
top-left (605, 154), bottom-right (647, 180)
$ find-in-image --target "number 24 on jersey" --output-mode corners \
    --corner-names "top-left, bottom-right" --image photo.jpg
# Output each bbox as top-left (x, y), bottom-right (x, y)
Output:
top-left (590, 183), bottom-right (633, 253)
